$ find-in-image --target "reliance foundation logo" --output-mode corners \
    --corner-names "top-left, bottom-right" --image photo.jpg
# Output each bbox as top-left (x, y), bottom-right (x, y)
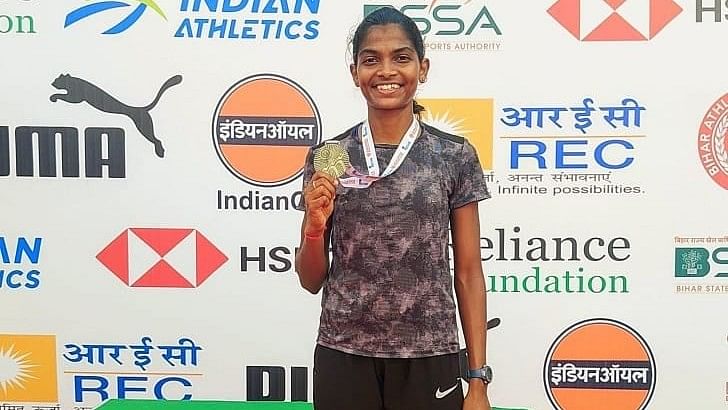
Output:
top-left (0, 335), bottom-right (58, 404)
top-left (65, 0), bottom-right (167, 34)
top-left (97, 228), bottom-right (228, 288)
top-left (548, 0), bottom-right (682, 41)
top-left (544, 319), bottom-right (656, 410)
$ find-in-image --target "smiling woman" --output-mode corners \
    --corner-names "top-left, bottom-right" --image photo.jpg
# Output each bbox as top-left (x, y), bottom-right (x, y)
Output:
top-left (294, 6), bottom-right (493, 410)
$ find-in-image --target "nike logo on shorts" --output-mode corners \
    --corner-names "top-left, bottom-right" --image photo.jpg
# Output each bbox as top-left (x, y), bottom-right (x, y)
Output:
top-left (435, 380), bottom-right (460, 399)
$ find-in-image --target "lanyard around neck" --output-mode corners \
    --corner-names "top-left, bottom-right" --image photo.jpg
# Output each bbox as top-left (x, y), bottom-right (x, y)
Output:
top-left (360, 116), bottom-right (420, 178)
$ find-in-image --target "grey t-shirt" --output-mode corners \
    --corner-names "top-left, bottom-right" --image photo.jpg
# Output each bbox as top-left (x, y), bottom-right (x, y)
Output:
top-left (297, 122), bottom-right (490, 358)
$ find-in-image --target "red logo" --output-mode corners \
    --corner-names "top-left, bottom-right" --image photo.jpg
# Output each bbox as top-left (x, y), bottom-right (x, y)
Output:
top-left (698, 93), bottom-right (728, 190)
top-left (97, 228), bottom-right (228, 288)
top-left (548, 0), bottom-right (682, 41)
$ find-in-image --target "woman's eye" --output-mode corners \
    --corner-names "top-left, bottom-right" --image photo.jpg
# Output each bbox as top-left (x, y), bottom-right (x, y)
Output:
top-left (362, 57), bottom-right (377, 64)
top-left (396, 55), bottom-right (412, 62)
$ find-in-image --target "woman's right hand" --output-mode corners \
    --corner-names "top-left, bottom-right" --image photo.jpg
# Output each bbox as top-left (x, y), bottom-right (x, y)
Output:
top-left (303, 172), bottom-right (337, 236)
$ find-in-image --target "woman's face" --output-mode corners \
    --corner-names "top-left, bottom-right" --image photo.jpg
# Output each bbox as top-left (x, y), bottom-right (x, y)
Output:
top-left (350, 24), bottom-right (429, 114)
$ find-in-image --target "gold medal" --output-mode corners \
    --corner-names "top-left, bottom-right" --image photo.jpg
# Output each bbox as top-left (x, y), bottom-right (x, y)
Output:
top-left (313, 141), bottom-right (350, 178)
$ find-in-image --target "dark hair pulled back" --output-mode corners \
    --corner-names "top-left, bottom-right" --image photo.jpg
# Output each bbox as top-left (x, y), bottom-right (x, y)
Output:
top-left (351, 6), bottom-right (426, 115)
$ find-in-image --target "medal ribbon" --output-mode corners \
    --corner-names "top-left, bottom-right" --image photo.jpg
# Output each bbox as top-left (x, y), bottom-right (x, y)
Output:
top-left (339, 116), bottom-right (420, 189)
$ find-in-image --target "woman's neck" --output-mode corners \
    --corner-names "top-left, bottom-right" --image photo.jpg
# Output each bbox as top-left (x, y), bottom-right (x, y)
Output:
top-left (367, 106), bottom-right (414, 145)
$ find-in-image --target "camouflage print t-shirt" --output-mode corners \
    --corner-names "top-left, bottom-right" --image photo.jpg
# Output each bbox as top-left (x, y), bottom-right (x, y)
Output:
top-left (297, 122), bottom-right (490, 358)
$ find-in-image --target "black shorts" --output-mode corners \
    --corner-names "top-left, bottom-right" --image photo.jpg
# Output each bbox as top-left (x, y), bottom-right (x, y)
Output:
top-left (313, 344), bottom-right (464, 410)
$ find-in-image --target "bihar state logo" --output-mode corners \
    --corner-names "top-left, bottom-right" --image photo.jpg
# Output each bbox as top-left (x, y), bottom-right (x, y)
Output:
top-left (544, 318), bottom-right (656, 409)
top-left (548, 0), bottom-right (682, 41)
top-left (213, 74), bottom-right (322, 187)
top-left (97, 228), bottom-right (228, 288)
top-left (0, 335), bottom-right (58, 403)
top-left (698, 93), bottom-right (728, 190)
top-left (418, 98), bottom-right (493, 170)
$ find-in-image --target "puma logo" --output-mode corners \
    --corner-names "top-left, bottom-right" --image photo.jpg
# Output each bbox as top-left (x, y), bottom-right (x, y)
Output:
top-left (50, 74), bottom-right (182, 158)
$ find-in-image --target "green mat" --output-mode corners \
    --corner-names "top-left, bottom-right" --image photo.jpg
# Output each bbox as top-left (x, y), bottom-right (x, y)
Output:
top-left (96, 400), bottom-right (526, 410)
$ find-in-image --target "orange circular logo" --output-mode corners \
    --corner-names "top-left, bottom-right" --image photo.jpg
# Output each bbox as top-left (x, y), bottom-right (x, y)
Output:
top-left (544, 318), bottom-right (656, 410)
top-left (698, 93), bottom-right (728, 190)
top-left (213, 74), bottom-right (321, 186)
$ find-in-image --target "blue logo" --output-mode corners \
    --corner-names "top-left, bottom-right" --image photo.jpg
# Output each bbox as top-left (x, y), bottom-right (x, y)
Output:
top-left (65, 1), bottom-right (167, 34)
top-left (0, 236), bottom-right (42, 289)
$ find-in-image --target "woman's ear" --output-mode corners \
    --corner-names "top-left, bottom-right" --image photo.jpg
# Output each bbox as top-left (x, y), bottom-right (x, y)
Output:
top-left (350, 63), bottom-right (360, 88)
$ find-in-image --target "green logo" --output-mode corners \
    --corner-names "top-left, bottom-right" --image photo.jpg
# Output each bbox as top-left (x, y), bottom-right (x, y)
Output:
top-left (675, 247), bottom-right (713, 277)
top-left (363, 3), bottom-right (501, 36)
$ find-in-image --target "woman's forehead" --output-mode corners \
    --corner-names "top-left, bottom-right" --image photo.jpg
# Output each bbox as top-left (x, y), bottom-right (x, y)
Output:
top-left (358, 24), bottom-right (416, 52)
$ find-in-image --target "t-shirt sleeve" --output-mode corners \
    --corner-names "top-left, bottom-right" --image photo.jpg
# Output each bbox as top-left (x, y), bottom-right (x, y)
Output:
top-left (449, 139), bottom-right (491, 209)
top-left (294, 148), bottom-right (315, 212)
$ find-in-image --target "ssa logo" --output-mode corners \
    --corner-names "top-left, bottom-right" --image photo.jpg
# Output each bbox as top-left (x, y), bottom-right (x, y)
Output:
top-left (0, 334), bottom-right (58, 404)
top-left (418, 98), bottom-right (493, 170)
top-left (544, 318), bottom-right (656, 410)
top-left (213, 74), bottom-right (321, 187)
top-left (364, 1), bottom-right (502, 52)
top-left (697, 93), bottom-right (728, 190)
top-left (65, 0), bottom-right (167, 34)
top-left (548, 0), bottom-right (682, 41)
top-left (97, 228), bottom-right (228, 288)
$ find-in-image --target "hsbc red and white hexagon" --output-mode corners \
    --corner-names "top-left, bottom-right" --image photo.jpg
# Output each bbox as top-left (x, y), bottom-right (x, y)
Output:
top-left (97, 228), bottom-right (228, 288)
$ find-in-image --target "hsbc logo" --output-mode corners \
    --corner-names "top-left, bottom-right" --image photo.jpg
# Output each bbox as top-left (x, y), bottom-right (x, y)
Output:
top-left (548, 0), bottom-right (682, 41)
top-left (97, 228), bottom-right (228, 288)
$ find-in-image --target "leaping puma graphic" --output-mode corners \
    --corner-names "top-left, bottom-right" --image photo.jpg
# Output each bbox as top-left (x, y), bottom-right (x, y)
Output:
top-left (50, 74), bottom-right (182, 158)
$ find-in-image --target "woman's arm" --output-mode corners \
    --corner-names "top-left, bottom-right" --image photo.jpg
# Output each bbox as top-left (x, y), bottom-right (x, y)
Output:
top-left (451, 202), bottom-right (490, 408)
top-left (294, 172), bottom-right (337, 294)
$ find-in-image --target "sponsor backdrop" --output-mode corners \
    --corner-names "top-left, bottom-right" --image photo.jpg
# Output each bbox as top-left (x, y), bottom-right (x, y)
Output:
top-left (1, 0), bottom-right (727, 409)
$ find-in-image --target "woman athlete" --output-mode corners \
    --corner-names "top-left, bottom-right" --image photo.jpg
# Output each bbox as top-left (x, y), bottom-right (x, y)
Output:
top-left (295, 7), bottom-right (492, 410)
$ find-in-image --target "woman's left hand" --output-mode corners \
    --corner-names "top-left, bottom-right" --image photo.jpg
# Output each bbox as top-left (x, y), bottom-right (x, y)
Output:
top-left (463, 380), bottom-right (491, 410)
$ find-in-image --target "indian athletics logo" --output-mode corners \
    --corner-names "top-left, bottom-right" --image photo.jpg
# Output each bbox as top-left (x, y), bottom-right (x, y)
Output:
top-left (65, 0), bottom-right (167, 34)
top-left (0, 335), bottom-right (58, 403)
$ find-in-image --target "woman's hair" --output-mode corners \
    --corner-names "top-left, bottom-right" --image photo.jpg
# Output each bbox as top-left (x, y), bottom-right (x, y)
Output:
top-left (350, 6), bottom-right (426, 115)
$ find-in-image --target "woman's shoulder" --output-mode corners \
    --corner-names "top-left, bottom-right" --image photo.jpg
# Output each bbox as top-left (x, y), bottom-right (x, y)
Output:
top-left (420, 122), bottom-right (466, 146)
